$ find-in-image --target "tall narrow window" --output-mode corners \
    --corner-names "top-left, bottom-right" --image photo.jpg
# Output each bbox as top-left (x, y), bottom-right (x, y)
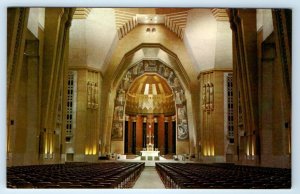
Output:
top-left (66, 71), bottom-right (77, 142)
top-left (227, 73), bottom-right (234, 143)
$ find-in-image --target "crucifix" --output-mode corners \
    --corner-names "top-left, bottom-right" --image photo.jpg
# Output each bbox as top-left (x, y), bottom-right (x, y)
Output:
top-left (146, 115), bottom-right (154, 151)
top-left (147, 130), bottom-right (154, 145)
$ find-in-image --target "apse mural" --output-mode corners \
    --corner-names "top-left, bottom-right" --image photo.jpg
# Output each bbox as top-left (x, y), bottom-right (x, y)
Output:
top-left (111, 60), bottom-right (189, 141)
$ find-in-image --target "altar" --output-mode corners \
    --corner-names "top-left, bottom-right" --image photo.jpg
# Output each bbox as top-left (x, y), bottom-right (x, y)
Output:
top-left (140, 150), bottom-right (160, 157)
top-left (140, 143), bottom-right (160, 161)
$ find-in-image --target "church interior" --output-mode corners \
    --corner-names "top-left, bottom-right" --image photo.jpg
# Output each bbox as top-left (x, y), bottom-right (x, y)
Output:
top-left (6, 7), bottom-right (292, 189)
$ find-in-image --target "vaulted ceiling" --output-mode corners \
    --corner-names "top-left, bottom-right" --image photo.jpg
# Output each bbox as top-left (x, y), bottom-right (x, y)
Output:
top-left (128, 74), bottom-right (173, 95)
top-left (126, 73), bottom-right (176, 116)
top-left (73, 8), bottom-right (228, 40)
top-left (70, 8), bottom-right (232, 82)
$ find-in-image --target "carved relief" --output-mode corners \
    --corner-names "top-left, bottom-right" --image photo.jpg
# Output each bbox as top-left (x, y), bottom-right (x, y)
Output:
top-left (202, 82), bottom-right (214, 112)
top-left (87, 81), bottom-right (98, 109)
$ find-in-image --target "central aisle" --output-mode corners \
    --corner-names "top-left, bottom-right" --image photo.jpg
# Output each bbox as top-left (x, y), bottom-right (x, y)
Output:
top-left (133, 166), bottom-right (165, 188)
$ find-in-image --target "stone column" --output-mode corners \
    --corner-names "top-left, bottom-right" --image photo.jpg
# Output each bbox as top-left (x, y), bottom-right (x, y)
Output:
top-left (7, 8), bottom-right (30, 166)
top-left (229, 9), bottom-right (258, 165)
top-left (158, 114), bottom-right (165, 154)
top-left (136, 115), bottom-right (143, 153)
top-left (128, 116), bottom-right (133, 153)
top-left (42, 8), bottom-right (74, 161)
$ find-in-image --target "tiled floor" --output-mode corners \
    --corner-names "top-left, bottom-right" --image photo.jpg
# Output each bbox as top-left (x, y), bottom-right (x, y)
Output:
top-left (133, 167), bottom-right (165, 188)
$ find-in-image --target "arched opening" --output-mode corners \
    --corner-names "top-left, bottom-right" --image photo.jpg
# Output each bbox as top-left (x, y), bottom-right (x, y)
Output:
top-left (124, 73), bottom-right (176, 155)
top-left (110, 60), bottom-right (189, 156)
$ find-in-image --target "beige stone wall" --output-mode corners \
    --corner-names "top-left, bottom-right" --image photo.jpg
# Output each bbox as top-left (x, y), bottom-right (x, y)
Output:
top-left (67, 68), bottom-right (102, 162)
top-left (199, 70), bottom-right (232, 163)
top-left (103, 24), bottom-right (198, 83)
top-left (258, 33), bottom-right (291, 168)
top-left (229, 9), bottom-right (291, 168)
top-left (7, 8), bottom-right (42, 166)
top-left (7, 8), bottom-right (75, 166)
top-left (184, 9), bottom-right (217, 72)
top-left (257, 9), bottom-right (274, 41)
top-left (214, 21), bottom-right (232, 69)
top-left (69, 8), bottom-right (118, 71)
top-left (27, 8), bottom-right (45, 38)
top-left (69, 19), bottom-right (87, 67)
top-left (184, 9), bottom-right (232, 72)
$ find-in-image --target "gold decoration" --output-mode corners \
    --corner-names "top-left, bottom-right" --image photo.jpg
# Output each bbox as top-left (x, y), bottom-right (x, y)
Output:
top-left (125, 74), bottom-right (176, 116)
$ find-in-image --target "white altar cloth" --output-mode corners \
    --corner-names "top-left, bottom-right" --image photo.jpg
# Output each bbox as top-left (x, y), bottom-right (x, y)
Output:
top-left (140, 151), bottom-right (160, 157)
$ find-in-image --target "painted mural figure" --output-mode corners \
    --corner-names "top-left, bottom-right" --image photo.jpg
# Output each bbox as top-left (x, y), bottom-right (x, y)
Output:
top-left (111, 122), bottom-right (123, 139)
top-left (132, 65), bottom-right (138, 75)
top-left (137, 62), bottom-right (144, 75)
top-left (175, 89), bottom-right (185, 105)
top-left (178, 122), bottom-right (188, 140)
top-left (178, 106), bottom-right (186, 121)
top-left (117, 89), bottom-right (125, 105)
top-left (123, 72), bottom-right (132, 90)
top-left (114, 106), bottom-right (124, 121)
top-left (180, 89), bottom-right (186, 103)
top-left (158, 64), bottom-right (165, 75)
top-left (175, 91), bottom-right (182, 105)
top-left (173, 77), bottom-right (180, 88)
top-left (167, 71), bottom-right (174, 86)
top-left (164, 67), bottom-right (170, 78)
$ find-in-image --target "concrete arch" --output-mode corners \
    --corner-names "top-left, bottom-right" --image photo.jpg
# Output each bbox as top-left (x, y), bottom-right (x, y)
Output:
top-left (111, 43), bottom-right (191, 91)
top-left (101, 44), bottom-right (197, 156)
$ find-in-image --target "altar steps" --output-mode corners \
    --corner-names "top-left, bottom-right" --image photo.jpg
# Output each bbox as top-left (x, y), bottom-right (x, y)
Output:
top-left (126, 155), bottom-right (139, 159)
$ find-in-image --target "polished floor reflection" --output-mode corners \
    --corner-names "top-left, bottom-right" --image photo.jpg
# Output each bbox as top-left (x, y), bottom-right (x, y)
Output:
top-left (133, 167), bottom-right (165, 188)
